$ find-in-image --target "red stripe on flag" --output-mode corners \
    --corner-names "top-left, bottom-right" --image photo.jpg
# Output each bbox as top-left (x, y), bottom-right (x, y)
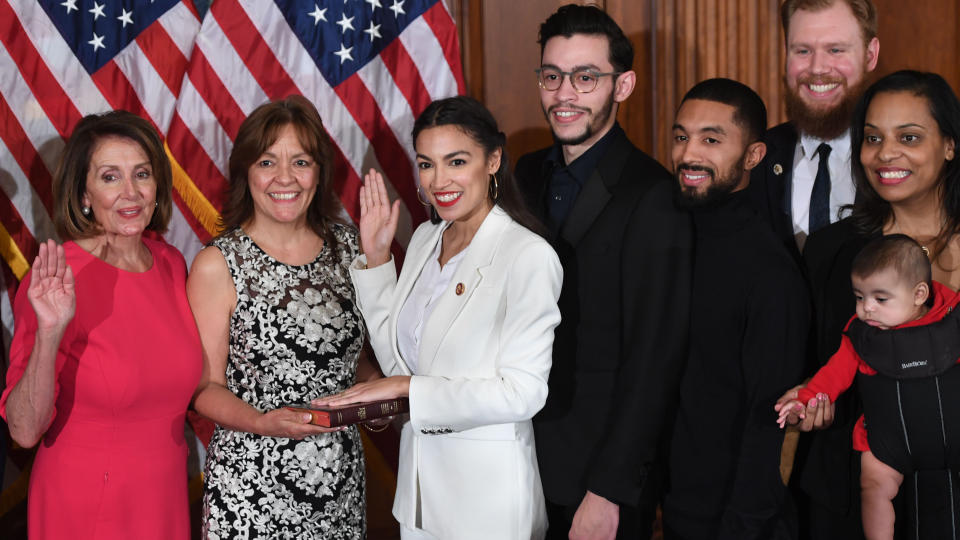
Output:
top-left (166, 114), bottom-right (228, 211)
top-left (187, 50), bottom-right (247, 140)
top-left (0, 190), bottom-right (39, 266)
top-left (378, 39), bottom-right (432, 118)
top-left (2, 257), bottom-right (17, 303)
top-left (211, 1), bottom-right (299, 100)
top-left (0, 0), bottom-right (83, 138)
top-left (90, 61), bottom-right (157, 131)
top-left (332, 149), bottom-right (362, 224)
top-left (135, 22), bottom-right (189, 97)
top-left (0, 92), bottom-right (54, 213)
top-left (181, 0), bottom-right (201, 21)
top-left (422, 2), bottom-right (466, 95)
top-left (335, 74), bottom-right (427, 224)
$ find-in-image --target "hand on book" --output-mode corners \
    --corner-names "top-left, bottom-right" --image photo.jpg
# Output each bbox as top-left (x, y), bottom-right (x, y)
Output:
top-left (255, 407), bottom-right (346, 439)
top-left (312, 375), bottom-right (411, 408)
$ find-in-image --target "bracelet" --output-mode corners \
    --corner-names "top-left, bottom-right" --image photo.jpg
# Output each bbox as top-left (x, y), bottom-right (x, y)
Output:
top-left (362, 421), bottom-right (390, 432)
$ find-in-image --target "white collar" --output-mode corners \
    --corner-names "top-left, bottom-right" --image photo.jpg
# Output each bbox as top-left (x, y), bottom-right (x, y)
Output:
top-left (799, 130), bottom-right (852, 162)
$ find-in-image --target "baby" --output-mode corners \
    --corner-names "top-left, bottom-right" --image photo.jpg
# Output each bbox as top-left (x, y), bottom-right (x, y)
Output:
top-left (776, 234), bottom-right (960, 539)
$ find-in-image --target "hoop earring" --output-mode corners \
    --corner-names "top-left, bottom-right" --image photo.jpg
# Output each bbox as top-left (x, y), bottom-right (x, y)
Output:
top-left (489, 173), bottom-right (500, 201)
top-left (417, 187), bottom-right (431, 207)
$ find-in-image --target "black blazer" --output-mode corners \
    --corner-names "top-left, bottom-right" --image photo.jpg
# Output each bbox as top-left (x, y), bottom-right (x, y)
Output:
top-left (516, 127), bottom-right (694, 508)
top-left (749, 122), bottom-right (801, 261)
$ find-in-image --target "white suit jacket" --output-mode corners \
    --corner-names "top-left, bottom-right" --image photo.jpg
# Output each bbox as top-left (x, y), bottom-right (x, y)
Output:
top-left (350, 206), bottom-right (562, 540)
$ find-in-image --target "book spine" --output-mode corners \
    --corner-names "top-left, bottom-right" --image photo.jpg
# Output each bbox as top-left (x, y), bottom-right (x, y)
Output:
top-left (307, 410), bottom-right (332, 427)
top-left (328, 399), bottom-right (410, 427)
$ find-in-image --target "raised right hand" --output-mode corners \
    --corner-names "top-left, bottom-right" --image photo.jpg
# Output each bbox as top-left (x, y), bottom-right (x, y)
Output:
top-left (359, 169), bottom-right (401, 268)
top-left (254, 407), bottom-right (346, 439)
top-left (27, 239), bottom-right (75, 332)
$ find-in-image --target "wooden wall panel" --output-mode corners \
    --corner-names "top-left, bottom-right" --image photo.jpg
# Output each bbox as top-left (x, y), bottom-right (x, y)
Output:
top-left (873, 0), bottom-right (960, 92)
top-left (454, 0), bottom-right (573, 166)
top-left (456, 0), bottom-right (960, 169)
top-left (651, 0), bottom-right (784, 162)
top-left (604, 1), bottom-right (655, 155)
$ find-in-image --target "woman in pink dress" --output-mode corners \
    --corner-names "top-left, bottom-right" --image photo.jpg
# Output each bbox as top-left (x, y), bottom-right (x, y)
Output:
top-left (0, 110), bottom-right (202, 539)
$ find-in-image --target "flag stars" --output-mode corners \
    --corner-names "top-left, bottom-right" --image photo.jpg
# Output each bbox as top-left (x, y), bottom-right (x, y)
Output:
top-left (118, 8), bottom-right (134, 28)
top-left (364, 21), bottom-right (382, 42)
top-left (89, 2), bottom-right (105, 20)
top-left (334, 43), bottom-right (354, 64)
top-left (88, 32), bottom-right (105, 51)
top-left (61, 0), bottom-right (77, 14)
top-left (336, 13), bottom-right (355, 33)
top-left (389, 0), bottom-right (406, 18)
top-left (308, 4), bottom-right (327, 25)
top-left (366, 0), bottom-right (383, 10)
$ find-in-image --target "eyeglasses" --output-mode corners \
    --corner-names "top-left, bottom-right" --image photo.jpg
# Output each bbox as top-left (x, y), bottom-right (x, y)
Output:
top-left (535, 67), bottom-right (621, 93)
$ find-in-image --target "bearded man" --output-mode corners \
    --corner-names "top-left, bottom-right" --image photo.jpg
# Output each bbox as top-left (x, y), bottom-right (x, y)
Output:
top-left (664, 78), bottom-right (809, 540)
top-left (748, 3), bottom-right (881, 539)
top-left (749, 0), bottom-right (879, 254)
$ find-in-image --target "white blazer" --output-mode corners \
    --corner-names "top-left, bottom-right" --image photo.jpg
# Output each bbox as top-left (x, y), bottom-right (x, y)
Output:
top-left (350, 206), bottom-right (562, 540)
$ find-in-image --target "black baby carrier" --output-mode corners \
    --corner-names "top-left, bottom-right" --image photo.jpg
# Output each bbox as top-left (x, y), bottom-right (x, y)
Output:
top-left (847, 306), bottom-right (960, 539)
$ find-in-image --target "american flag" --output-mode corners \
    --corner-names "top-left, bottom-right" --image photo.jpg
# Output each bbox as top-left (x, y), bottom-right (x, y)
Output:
top-left (167, 0), bottom-right (464, 259)
top-left (0, 0), bottom-right (464, 357)
top-left (0, 0), bottom-right (201, 345)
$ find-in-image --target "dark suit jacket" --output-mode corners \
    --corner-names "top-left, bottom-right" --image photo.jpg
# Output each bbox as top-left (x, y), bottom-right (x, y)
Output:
top-left (516, 127), bottom-right (694, 509)
top-left (749, 122), bottom-right (801, 261)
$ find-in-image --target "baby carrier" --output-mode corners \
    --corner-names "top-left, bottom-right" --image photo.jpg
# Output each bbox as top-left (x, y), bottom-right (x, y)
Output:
top-left (847, 306), bottom-right (960, 539)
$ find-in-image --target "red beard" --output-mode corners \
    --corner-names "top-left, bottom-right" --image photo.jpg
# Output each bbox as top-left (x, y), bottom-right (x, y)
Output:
top-left (784, 74), bottom-right (869, 140)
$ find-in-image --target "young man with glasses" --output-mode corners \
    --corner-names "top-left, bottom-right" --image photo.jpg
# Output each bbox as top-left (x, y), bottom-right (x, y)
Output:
top-left (515, 5), bottom-right (694, 540)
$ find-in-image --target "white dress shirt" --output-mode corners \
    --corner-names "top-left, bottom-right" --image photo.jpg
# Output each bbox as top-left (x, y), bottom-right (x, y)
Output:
top-left (791, 131), bottom-right (856, 242)
top-left (396, 230), bottom-right (465, 375)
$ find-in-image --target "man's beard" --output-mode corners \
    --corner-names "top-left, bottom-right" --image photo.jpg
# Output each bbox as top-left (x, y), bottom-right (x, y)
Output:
top-left (544, 89), bottom-right (615, 146)
top-left (676, 158), bottom-right (745, 209)
top-left (785, 74), bottom-right (868, 140)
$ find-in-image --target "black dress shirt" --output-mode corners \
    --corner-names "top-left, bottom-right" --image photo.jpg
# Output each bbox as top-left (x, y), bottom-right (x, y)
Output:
top-left (544, 124), bottom-right (620, 235)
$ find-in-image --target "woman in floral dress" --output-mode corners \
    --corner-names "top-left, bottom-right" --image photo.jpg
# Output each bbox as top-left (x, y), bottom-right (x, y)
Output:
top-left (188, 96), bottom-right (378, 539)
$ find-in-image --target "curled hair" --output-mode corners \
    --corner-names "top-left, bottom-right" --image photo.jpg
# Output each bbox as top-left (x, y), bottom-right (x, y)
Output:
top-left (849, 71), bottom-right (960, 261)
top-left (412, 96), bottom-right (545, 236)
top-left (851, 234), bottom-right (933, 304)
top-left (780, 0), bottom-right (878, 45)
top-left (538, 4), bottom-right (633, 73)
top-left (218, 95), bottom-right (345, 248)
top-left (53, 110), bottom-right (172, 240)
top-left (680, 78), bottom-right (767, 144)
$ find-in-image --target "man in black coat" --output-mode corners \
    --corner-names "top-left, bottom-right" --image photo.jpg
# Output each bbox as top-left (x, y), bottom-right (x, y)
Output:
top-left (515, 5), bottom-right (693, 540)
top-left (749, 0), bottom-right (879, 257)
top-left (663, 78), bottom-right (808, 540)
top-left (749, 2), bottom-right (881, 538)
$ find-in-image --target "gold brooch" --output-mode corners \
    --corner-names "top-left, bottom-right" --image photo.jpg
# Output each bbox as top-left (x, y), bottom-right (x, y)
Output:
top-left (773, 164), bottom-right (783, 175)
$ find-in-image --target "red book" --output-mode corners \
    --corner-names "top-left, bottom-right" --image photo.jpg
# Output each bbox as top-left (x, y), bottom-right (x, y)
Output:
top-left (285, 397), bottom-right (409, 427)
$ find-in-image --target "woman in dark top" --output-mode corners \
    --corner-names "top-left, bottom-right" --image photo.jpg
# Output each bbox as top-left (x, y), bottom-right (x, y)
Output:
top-left (800, 70), bottom-right (960, 538)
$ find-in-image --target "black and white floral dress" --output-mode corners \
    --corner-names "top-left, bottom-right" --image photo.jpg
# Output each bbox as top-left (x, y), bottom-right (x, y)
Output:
top-left (202, 225), bottom-right (366, 540)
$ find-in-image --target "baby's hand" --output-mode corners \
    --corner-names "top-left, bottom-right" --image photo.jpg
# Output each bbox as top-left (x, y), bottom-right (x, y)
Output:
top-left (776, 400), bottom-right (806, 428)
top-left (774, 384), bottom-right (808, 428)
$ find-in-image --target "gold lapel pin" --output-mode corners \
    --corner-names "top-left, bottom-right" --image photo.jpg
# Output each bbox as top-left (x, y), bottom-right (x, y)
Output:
top-left (455, 283), bottom-right (465, 295)
top-left (773, 164), bottom-right (783, 175)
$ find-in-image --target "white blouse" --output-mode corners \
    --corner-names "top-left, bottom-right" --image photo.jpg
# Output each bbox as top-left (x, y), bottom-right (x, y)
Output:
top-left (396, 233), bottom-right (466, 374)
